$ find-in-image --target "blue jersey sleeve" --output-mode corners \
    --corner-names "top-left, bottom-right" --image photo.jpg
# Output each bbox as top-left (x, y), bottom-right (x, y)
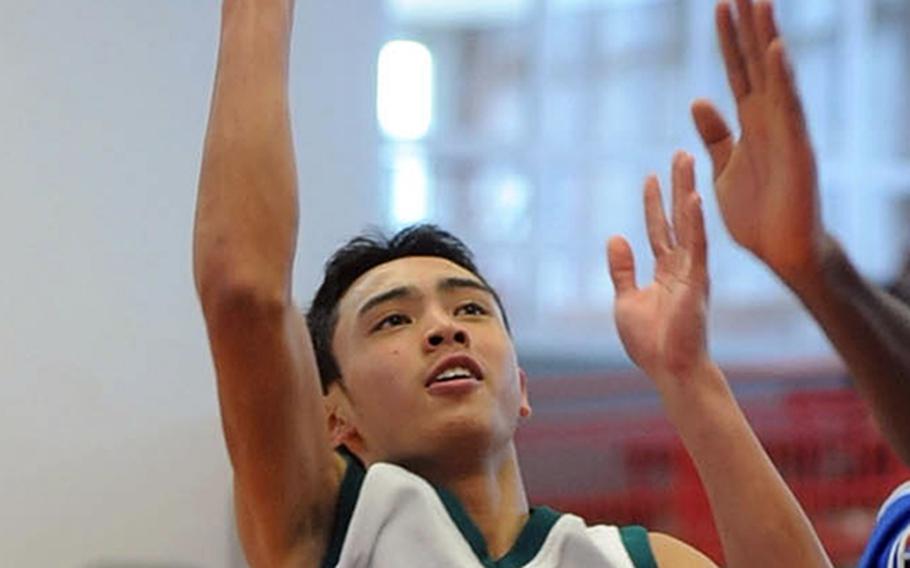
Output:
top-left (858, 481), bottom-right (910, 568)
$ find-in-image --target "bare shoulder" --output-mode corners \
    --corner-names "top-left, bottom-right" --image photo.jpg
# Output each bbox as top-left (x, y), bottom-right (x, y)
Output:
top-left (648, 532), bottom-right (720, 568)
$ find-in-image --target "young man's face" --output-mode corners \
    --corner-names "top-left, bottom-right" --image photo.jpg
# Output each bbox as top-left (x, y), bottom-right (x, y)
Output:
top-left (330, 256), bottom-right (531, 468)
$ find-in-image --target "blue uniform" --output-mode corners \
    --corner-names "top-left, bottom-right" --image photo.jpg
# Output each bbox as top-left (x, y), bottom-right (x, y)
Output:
top-left (859, 481), bottom-right (910, 568)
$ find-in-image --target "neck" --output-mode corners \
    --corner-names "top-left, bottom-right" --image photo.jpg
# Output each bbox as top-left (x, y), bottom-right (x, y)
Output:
top-left (421, 443), bottom-right (530, 559)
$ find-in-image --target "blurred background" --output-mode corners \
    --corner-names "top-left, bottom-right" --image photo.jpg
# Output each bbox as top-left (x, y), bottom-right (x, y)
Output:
top-left (2, 0), bottom-right (909, 566)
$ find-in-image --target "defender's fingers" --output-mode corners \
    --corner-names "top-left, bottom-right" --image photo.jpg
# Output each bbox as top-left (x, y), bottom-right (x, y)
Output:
top-left (643, 175), bottom-right (673, 257)
top-left (671, 151), bottom-right (696, 239)
top-left (767, 39), bottom-right (809, 138)
top-left (734, 0), bottom-right (766, 90)
top-left (607, 236), bottom-right (638, 296)
top-left (755, 0), bottom-right (779, 52)
top-left (691, 100), bottom-right (734, 180)
top-left (717, 1), bottom-right (751, 102)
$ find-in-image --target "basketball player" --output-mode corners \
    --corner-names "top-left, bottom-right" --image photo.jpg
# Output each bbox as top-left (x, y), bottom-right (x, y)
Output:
top-left (193, 0), bottom-right (830, 566)
top-left (691, 1), bottom-right (910, 566)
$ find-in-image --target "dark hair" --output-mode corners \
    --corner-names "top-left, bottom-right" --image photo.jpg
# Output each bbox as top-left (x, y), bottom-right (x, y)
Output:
top-left (306, 224), bottom-right (509, 393)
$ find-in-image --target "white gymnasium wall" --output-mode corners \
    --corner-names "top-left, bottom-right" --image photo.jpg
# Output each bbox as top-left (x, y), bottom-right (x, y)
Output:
top-left (0, 1), bottom-right (381, 566)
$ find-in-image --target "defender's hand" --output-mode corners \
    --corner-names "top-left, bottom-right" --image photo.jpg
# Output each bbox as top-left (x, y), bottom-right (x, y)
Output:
top-left (691, 0), bottom-right (825, 283)
top-left (607, 152), bottom-right (711, 389)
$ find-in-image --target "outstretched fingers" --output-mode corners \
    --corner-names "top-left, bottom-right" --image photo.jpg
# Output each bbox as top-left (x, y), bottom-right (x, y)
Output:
top-left (663, 154), bottom-right (709, 286)
top-left (611, 157), bottom-right (708, 298)
top-left (734, 0), bottom-right (766, 91)
top-left (671, 153), bottom-right (707, 277)
top-left (766, 39), bottom-right (809, 140)
top-left (685, 192), bottom-right (708, 281)
top-left (716, 1), bottom-right (750, 102)
top-left (671, 151), bottom-right (696, 236)
top-left (607, 236), bottom-right (638, 297)
top-left (691, 100), bottom-right (734, 180)
top-left (754, 0), bottom-right (779, 51)
top-left (644, 175), bottom-right (673, 258)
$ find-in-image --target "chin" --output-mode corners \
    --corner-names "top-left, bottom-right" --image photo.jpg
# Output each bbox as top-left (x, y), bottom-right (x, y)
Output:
top-left (431, 412), bottom-right (517, 459)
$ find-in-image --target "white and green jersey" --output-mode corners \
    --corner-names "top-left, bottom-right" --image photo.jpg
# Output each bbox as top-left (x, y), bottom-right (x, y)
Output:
top-left (320, 451), bottom-right (657, 568)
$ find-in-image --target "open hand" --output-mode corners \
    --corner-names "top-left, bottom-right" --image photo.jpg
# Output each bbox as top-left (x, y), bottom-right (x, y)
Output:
top-left (691, 0), bottom-right (825, 283)
top-left (608, 152), bottom-right (711, 389)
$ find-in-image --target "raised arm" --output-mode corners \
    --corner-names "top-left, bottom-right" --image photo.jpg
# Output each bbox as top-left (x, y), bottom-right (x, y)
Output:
top-left (692, 0), bottom-right (910, 464)
top-left (193, 1), bottom-right (341, 565)
top-left (607, 152), bottom-right (831, 568)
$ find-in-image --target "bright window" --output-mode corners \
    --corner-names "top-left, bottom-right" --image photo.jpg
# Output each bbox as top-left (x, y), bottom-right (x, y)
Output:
top-left (380, 0), bottom-right (910, 366)
top-left (377, 40), bottom-right (434, 140)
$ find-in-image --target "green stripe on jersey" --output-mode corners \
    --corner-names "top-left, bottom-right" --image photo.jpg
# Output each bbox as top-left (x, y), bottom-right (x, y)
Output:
top-left (321, 448), bottom-right (365, 568)
top-left (620, 525), bottom-right (658, 568)
top-left (435, 485), bottom-right (562, 568)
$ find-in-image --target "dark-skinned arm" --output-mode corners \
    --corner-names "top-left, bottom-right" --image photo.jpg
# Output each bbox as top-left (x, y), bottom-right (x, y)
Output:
top-left (784, 237), bottom-right (910, 464)
top-left (691, 0), bottom-right (910, 464)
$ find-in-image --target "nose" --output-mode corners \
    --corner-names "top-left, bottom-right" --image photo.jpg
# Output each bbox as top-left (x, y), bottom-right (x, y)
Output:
top-left (424, 316), bottom-right (470, 350)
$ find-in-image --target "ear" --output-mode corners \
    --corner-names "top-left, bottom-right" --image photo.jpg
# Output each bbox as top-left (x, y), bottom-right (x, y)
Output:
top-left (326, 407), bottom-right (354, 447)
top-left (325, 384), bottom-right (363, 449)
top-left (518, 367), bottom-right (532, 419)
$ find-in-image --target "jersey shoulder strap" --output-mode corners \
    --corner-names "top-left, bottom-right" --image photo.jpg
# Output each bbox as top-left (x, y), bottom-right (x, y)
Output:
top-left (619, 525), bottom-right (658, 568)
top-left (320, 448), bottom-right (366, 568)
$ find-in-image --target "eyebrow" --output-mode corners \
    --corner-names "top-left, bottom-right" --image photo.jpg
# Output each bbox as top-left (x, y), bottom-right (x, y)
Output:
top-left (357, 286), bottom-right (416, 319)
top-left (437, 276), bottom-right (493, 296)
top-left (356, 277), bottom-right (494, 319)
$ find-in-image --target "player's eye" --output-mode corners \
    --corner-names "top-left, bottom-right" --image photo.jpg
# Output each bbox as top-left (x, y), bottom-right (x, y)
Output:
top-left (456, 302), bottom-right (488, 317)
top-left (372, 313), bottom-right (411, 332)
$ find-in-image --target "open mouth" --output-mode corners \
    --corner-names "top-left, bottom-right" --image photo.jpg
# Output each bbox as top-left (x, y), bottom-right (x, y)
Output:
top-left (431, 366), bottom-right (478, 383)
top-left (425, 356), bottom-right (484, 388)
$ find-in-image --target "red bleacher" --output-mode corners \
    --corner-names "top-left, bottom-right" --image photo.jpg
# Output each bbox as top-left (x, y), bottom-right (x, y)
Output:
top-left (517, 362), bottom-right (910, 566)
